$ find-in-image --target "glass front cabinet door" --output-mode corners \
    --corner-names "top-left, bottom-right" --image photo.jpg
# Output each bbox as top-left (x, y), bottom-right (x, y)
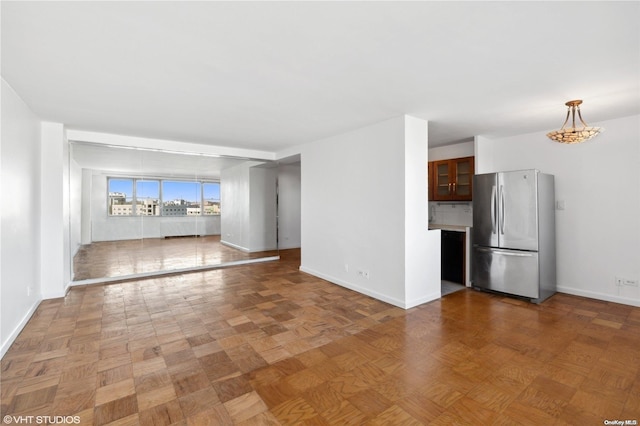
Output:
top-left (430, 156), bottom-right (474, 201)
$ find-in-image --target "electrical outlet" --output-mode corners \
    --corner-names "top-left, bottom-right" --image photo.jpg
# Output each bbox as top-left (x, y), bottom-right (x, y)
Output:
top-left (358, 270), bottom-right (370, 279)
top-left (616, 276), bottom-right (639, 287)
top-left (344, 264), bottom-right (349, 272)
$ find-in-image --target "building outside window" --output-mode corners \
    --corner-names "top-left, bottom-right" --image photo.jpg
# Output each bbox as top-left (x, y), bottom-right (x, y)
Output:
top-left (203, 182), bottom-right (221, 215)
top-left (136, 180), bottom-right (160, 216)
top-left (162, 181), bottom-right (199, 216)
top-left (108, 179), bottom-right (134, 216)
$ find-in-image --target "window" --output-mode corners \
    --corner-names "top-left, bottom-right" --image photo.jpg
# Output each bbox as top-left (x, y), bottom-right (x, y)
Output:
top-left (108, 177), bottom-right (219, 217)
top-left (162, 181), bottom-right (200, 216)
top-left (136, 180), bottom-right (160, 216)
top-left (108, 179), bottom-right (134, 216)
top-left (203, 182), bottom-right (221, 215)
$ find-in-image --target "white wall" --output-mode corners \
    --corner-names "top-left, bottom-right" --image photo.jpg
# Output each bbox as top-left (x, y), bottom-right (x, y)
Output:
top-left (221, 162), bottom-right (251, 251)
top-left (277, 164), bottom-right (301, 249)
top-left (220, 162), bottom-right (278, 252)
top-left (301, 116), bottom-right (406, 306)
top-left (1, 79), bottom-right (42, 357)
top-left (428, 140), bottom-right (474, 162)
top-left (300, 115), bottom-right (439, 308)
top-left (81, 169), bottom-right (92, 244)
top-left (62, 129), bottom-right (71, 295)
top-left (475, 114), bottom-right (640, 307)
top-left (249, 167), bottom-right (278, 252)
top-left (70, 157), bottom-right (82, 257)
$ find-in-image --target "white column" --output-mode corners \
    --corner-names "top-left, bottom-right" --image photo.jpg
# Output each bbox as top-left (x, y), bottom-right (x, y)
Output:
top-left (40, 122), bottom-right (70, 298)
top-left (404, 116), bottom-right (440, 307)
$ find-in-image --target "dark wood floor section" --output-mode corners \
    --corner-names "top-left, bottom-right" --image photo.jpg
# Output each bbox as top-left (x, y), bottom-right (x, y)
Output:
top-left (2, 249), bottom-right (639, 425)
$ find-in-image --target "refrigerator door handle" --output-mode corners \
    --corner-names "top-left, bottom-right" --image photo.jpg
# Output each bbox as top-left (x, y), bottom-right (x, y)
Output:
top-left (499, 185), bottom-right (505, 235)
top-left (475, 247), bottom-right (535, 257)
top-left (490, 185), bottom-right (497, 234)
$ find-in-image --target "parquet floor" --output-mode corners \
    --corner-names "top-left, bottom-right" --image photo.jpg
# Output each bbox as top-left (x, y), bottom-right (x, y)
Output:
top-left (2, 249), bottom-right (639, 425)
top-left (73, 235), bottom-right (278, 281)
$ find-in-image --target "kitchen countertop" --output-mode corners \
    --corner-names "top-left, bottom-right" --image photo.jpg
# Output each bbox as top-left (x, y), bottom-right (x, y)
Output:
top-left (428, 224), bottom-right (471, 232)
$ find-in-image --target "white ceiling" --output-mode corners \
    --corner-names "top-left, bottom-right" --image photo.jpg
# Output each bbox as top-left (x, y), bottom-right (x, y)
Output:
top-left (2, 2), bottom-right (639, 150)
top-left (70, 142), bottom-right (257, 179)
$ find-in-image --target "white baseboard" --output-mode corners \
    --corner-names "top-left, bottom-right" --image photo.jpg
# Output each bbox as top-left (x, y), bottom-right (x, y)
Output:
top-left (557, 285), bottom-right (640, 307)
top-left (220, 240), bottom-right (277, 253)
top-left (220, 240), bottom-right (250, 253)
top-left (250, 245), bottom-right (278, 252)
top-left (299, 265), bottom-right (439, 309)
top-left (300, 265), bottom-right (405, 308)
top-left (41, 290), bottom-right (67, 299)
top-left (405, 292), bottom-right (441, 309)
top-left (278, 243), bottom-right (301, 250)
top-left (1, 299), bottom-right (41, 359)
top-left (42, 283), bottom-right (70, 300)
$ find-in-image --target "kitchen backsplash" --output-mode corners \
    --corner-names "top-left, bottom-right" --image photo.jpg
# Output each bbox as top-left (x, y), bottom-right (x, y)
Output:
top-left (429, 202), bottom-right (473, 226)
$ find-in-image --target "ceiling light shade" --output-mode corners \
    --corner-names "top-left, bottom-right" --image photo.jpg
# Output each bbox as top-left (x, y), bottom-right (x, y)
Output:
top-left (546, 100), bottom-right (603, 144)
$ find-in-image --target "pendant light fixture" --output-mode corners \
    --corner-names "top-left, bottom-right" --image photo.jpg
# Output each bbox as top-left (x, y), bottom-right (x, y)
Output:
top-left (546, 100), bottom-right (603, 144)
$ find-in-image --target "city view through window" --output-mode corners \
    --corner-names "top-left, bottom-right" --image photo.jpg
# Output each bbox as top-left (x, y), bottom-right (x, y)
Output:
top-left (108, 178), bottom-right (220, 216)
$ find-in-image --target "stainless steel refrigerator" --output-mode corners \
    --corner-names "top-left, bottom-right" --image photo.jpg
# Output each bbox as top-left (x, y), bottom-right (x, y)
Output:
top-left (472, 170), bottom-right (556, 303)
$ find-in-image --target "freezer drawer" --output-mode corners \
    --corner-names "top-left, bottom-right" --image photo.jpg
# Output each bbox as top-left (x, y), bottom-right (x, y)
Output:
top-left (472, 246), bottom-right (539, 299)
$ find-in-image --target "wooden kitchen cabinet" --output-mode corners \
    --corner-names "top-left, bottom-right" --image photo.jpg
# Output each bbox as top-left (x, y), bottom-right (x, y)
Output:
top-left (427, 161), bottom-right (434, 201)
top-left (430, 156), bottom-right (474, 201)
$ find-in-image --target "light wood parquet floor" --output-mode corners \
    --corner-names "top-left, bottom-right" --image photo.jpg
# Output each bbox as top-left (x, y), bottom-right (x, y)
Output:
top-left (73, 236), bottom-right (278, 281)
top-left (2, 249), bottom-right (639, 425)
